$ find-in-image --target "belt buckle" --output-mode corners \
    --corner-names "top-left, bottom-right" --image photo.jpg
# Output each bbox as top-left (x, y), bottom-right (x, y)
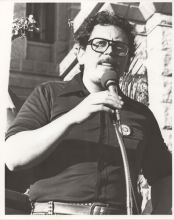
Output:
top-left (90, 202), bottom-right (109, 215)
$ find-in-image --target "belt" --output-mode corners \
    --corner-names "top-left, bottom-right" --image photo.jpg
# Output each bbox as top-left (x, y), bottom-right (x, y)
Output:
top-left (32, 201), bottom-right (127, 215)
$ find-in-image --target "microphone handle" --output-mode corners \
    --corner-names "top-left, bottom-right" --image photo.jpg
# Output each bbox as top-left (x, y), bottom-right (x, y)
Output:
top-left (108, 84), bottom-right (121, 123)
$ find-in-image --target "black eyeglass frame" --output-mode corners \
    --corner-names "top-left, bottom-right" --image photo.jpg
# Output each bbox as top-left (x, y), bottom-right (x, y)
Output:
top-left (87, 38), bottom-right (129, 57)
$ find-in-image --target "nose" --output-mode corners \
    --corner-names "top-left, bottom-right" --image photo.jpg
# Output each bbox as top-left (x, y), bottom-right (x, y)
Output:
top-left (104, 45), bottom-right (114, 56)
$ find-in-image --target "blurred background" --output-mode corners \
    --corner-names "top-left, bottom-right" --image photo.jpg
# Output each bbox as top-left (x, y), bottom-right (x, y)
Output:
top-left (4, 1), bottom-right (172, 214)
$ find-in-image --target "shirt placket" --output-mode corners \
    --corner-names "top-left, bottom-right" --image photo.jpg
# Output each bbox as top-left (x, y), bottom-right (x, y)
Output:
top-left (93, 112), bottom-right (109, 201)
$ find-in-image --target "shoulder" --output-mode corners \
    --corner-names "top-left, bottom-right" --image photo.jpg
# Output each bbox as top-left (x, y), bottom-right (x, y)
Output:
top-left (39, 80), bottom-right (68, 91)
top-left (123, 94), bottom-right (152, 118)
top-left (34, 80), bottom-right (69, 97)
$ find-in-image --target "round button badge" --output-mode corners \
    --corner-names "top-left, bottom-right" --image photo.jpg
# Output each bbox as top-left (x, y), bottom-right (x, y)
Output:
top-left (119, 124), bottom-right (131, 136)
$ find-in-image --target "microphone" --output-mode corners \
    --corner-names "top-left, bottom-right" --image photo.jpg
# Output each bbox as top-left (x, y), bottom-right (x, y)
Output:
top-left (101, 70), bottom-right (121, 123)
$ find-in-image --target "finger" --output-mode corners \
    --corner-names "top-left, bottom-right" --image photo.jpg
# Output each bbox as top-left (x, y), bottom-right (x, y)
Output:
top-left (89, 91), bottom-right (118, 103)
top-left (92, 104), bottom-right (115, 114)
top-left (101, 91), bottom-right (122, 102)
top-left (90, 92), bottom-right (124, 108)
top-left (107, 92), bottom-right (123, 101)
top-left (90, 98), bottom-right (122, 110)
top-left (89, 99), bottom-right (122, 110)
top-left (107, 92), bottom-right (124, 107)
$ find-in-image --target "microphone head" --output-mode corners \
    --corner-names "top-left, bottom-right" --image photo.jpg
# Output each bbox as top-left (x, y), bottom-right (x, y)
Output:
top-left (101, 70), bottom-right (118, 89)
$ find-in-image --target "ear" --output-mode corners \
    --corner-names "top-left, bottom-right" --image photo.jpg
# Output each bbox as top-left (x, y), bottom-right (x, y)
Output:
top-left (74, 45), bottom-right (86, 65)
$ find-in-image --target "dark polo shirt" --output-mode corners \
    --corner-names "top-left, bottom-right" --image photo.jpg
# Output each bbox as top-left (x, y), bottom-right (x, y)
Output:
top-left (6, 73), bottom-right (172, 214)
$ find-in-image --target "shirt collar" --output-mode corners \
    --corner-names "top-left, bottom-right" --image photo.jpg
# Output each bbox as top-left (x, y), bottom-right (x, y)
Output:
top-left (58, 72), bottom-right (89, 97)
top-left (58, 71), bottom-right (126, 99)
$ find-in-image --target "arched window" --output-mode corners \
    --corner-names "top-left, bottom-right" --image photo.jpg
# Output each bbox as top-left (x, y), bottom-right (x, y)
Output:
top-left (26, 3), bottom-right (55, 43)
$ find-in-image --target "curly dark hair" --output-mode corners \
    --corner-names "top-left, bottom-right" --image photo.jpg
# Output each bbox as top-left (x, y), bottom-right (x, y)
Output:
top-left (74, 11), bottom-right (136, 59)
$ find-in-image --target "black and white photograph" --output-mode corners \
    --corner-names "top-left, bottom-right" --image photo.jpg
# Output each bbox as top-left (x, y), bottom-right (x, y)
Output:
top-left (0, 1), bottom-right (172, 218)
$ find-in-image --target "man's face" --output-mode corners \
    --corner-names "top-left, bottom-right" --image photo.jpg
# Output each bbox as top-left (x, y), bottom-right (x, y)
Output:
top-left (80, 24), bottom-right (129, 90)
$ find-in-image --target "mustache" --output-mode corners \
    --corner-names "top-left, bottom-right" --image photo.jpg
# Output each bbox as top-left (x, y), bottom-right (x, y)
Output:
top-left (98, 57), bottom-right (116, 66)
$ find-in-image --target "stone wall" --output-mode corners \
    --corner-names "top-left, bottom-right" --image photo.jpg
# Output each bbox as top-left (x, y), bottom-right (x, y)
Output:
top-left (126, 12), bottom-right (172, 151)
top-left (146, 13), bottom-right (172, 151)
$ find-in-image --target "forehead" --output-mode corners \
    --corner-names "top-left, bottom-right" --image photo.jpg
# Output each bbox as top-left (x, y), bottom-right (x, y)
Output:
top-left (89, 24), bottom-right (129, 44)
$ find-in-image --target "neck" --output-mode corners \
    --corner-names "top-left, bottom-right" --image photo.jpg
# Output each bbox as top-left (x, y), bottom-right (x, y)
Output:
top-left (82, 74), bottom-right (104, 93)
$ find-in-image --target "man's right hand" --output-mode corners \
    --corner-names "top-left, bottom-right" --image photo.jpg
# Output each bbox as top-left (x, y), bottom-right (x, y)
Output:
top-left (68, 90), bottom-right (124, 124)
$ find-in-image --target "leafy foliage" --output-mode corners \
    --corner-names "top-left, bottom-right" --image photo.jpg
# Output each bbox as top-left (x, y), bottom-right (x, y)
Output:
top-left (12, 15), bottom-right (40, 41)
top-left (120, 43), bottom-right (149, 107)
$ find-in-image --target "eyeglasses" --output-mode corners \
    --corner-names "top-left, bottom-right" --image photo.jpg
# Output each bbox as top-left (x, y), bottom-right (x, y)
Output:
top-left (87, 38), bottom-right (129, 57)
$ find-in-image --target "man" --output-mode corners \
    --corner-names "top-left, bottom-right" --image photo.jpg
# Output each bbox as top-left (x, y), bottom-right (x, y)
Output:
top-left (5, 11), bottom-right (172, 215)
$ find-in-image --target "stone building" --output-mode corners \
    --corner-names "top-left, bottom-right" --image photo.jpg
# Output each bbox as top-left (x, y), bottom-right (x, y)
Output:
top-left (10, 3), bottom-right (80, 101)
top-left (7, 2), bottom-right (172, 194)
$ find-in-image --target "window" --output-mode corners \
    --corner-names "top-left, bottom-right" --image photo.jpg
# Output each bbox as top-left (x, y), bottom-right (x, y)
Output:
top-left (26, 3), bottom-right (55, 43)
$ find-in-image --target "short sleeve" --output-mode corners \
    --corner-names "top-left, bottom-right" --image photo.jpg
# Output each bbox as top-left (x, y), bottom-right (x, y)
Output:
top-left (5, 85), bottom-right (50, 140)
top-left (142, 111), bottom-right (172, 186)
